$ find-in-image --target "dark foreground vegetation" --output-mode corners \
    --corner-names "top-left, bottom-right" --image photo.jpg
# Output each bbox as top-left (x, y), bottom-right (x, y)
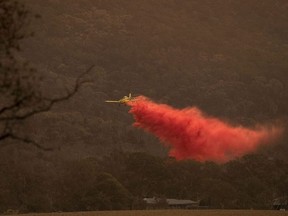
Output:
top-left (1, 151), bottom-right (288, 212)
top-left (1, 0), bottom-right (288, 213)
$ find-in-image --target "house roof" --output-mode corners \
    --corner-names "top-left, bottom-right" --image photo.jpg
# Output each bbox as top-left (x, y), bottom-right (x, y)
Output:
top-left (143, 198), bottom-right (158, 204)
top-left (167, 198), bottom-right (198, 205)
top-left (143, 197), bottom-right (198, 205)
top-left (273, 197), bottom-right (288, 205)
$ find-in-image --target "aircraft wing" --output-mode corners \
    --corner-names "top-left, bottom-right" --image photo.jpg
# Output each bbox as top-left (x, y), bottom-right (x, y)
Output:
top-left (105, 100), bottom-right (120, 103)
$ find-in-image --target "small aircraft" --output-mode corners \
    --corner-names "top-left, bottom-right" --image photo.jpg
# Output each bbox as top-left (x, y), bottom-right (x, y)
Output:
top-left (105, 93), bottom-right (134, 105)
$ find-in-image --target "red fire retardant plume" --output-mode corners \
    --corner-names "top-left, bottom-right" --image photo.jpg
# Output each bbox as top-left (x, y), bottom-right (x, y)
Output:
top-left (128, 96), bottom-right (282, 163)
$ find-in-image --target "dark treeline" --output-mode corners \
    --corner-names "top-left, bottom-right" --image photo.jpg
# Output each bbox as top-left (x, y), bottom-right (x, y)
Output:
top-left (1, 151), bottom-right (288, 212)
top-left (1, 0), bottom-right (288, 213)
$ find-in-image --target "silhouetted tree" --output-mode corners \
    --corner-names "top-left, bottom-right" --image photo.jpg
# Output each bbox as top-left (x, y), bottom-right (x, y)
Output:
top-left (0, 0), bottom-right (93, 150)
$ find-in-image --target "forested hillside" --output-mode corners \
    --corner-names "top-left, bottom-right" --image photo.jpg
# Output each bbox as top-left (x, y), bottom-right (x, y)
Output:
top-left (18, 0), bottom-right (288, 159)
top-left (1, 0), bottom-right (288, 212)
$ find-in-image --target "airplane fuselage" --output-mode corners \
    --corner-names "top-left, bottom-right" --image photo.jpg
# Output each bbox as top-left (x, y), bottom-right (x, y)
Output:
top-left (105, 93), bottom-right (133, 104)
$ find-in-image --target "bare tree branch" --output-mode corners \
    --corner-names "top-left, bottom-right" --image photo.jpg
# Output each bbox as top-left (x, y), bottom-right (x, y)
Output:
top-left (0, 132), bottom-right (53, 151)
top-left (0, 133), bottom-right (10, 141)
top-left (0, 65), bottom-right (94, 121)
top-left (0, 65), bottom-right (94, 150)
top-left (0, 93), bottom-right (33, 116)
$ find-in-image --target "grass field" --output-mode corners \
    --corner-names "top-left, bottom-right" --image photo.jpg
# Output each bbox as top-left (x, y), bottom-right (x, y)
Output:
top-left (11, 210), bottom-right (288, 216)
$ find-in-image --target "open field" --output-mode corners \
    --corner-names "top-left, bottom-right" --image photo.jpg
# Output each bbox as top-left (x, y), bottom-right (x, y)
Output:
top-left (8, 210), bottom-right (288, 216)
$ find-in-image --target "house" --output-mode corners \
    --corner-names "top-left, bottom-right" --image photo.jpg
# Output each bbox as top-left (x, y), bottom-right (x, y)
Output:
top-left (273, 197), bottom-right (288, 210)
top-left (143, 197), bottom-right (199, 209)
top-left (166, 198), bottom-right (199, 209)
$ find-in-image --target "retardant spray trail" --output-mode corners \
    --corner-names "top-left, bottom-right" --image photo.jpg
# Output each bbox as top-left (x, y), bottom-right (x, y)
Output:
top-left (127, 96), bottom-right (282, 163)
